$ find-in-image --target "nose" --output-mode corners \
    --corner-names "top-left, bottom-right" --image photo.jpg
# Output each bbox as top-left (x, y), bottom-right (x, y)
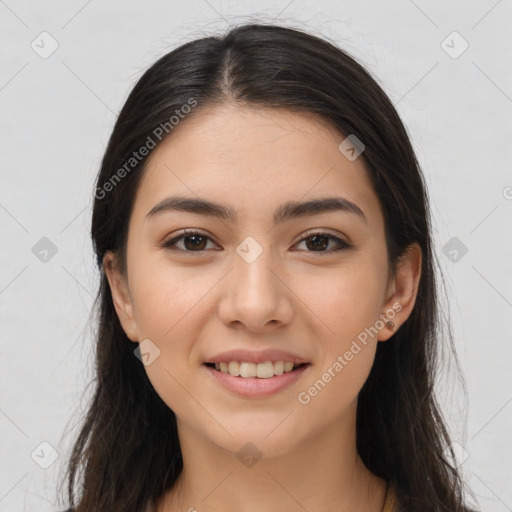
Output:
top-left (217, 239), bottom-right (294, 332)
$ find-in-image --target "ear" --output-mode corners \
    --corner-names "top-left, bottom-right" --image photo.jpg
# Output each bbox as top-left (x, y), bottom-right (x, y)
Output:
top-left (378, 242), bottom-right (422, 342)
top-left (103, 251), bottom-right (139, 342)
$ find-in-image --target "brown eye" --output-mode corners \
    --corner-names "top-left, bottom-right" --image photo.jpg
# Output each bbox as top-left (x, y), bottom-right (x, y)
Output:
top-left (304, 234), bottom-right (330, 251)
top-left (163, 230), bottom-right (218, 252)
top-left (181, 234), bottom-right (208, 251)
top-left (295, 231), bottom-right (351, 253)
top-left (162, 229), bottom-right (352, 255)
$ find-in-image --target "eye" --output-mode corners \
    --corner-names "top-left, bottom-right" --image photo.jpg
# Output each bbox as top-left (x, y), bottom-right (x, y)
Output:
top-left (162, 229), bottom-right (351, 254)
top-left (162, 229), bottom-right (219, 253)
top-left (294, 230), bottom-right (352, 253)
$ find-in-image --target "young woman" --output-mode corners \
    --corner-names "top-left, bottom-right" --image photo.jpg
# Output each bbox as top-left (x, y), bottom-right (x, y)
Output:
top-left (58, 23), bottom-right (477, 512)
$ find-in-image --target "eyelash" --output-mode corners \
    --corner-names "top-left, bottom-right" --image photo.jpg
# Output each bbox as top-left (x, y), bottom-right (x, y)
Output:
top-left (161, 229), bottom-right (352, 255)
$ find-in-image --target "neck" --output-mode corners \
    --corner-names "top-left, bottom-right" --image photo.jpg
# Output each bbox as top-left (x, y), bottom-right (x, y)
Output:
top-left (156, 400), bottom-right (387, 512)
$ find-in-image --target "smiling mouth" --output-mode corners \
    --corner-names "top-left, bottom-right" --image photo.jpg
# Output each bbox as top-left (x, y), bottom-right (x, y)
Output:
top-left (204, 361), bottom-right (310, 379)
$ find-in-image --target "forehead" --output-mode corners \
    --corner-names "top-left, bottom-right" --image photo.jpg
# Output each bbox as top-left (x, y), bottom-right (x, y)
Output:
top-left (132, 104), bottom-right (382, 228)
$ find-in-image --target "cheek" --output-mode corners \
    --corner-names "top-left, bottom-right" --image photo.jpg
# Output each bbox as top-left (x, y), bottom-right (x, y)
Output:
top-left (291, 258), bottom-right (386, 345)
top-left (127, 264), bottom-right (215, 415)
top-left (290, 284), bottom-right (379, 444)
top-left (131, 262), bottom-right (213, 341)
top-left (296, 345), bottom-right (376, 433)
top-left (290, 259), bottom-right (384, 402)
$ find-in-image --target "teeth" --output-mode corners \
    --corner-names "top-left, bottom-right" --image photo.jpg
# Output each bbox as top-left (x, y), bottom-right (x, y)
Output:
top-left (273, 361), bottom-right (284, 375)
top-left (256, 361), bottom-right (274, 378)
top-left (213, 360), bottom-right (303, 378)
top-left (228, 361), bottom-right (240, 376)
top-left (240, 362), bottom-right (256, 378)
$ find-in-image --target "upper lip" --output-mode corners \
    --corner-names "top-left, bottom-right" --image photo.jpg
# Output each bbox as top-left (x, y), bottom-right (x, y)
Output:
top-left (205, 349), bottom-right (310, 365)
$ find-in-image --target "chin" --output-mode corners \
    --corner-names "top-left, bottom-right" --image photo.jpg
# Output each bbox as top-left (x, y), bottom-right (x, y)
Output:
top-left (202, 418), bottom-right (306, 460)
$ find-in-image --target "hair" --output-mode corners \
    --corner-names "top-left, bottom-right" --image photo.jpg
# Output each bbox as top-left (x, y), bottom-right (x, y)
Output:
top-left (58, 22), bottom-right (476, 512)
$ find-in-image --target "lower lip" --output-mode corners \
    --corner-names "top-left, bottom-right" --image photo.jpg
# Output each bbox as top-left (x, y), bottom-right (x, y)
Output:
top-left (203, 363), bottom-right (311, 398)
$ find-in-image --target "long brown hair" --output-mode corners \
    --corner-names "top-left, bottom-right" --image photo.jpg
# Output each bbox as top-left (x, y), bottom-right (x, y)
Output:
top-left (58, 22), bottom-right (476, 512)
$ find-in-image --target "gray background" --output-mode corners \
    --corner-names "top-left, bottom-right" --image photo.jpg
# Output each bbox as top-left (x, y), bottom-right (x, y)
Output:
top-left (1, 1), bottom-right (511, 511)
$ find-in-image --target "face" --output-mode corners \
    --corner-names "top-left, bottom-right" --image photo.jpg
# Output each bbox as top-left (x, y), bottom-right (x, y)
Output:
top-left (105, 103), bottom-right (421, 459)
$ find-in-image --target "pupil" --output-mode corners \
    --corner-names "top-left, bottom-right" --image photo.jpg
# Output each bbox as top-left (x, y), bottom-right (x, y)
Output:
top-left (307, 235), bottom-right (328, 251)
top-left (185, 235), bottom-right (206, 250)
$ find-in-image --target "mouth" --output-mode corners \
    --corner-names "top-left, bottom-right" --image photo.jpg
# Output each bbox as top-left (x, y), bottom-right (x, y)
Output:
top-left (203, 360), bottom-right (311, 398)
top-left (204, 360), bottom-right (310, 379)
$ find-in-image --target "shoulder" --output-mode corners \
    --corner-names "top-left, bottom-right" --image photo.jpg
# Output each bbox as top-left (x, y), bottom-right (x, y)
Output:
top-left (382, 484), bottom-right (479, 512)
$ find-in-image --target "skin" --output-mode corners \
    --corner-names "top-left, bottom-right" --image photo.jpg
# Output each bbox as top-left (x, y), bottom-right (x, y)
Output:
top-left (104, 103), bottom-right (422, 512)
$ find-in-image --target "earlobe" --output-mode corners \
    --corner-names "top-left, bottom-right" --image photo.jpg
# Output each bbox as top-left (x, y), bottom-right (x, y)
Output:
top-left (378, 242), bottom-right (422, 342)
top-left (102, 251), bottom-right (139, 342)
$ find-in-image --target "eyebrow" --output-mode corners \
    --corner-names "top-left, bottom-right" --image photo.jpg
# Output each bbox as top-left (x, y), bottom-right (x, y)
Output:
top-left (145, 195), bottom-right (368, 225)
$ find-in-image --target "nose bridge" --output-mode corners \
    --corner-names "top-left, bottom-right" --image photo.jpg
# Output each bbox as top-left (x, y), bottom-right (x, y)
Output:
top-left (233, 235), bottom-right (278, 298)
top-left (220, 235), bottom-right (290, 328)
